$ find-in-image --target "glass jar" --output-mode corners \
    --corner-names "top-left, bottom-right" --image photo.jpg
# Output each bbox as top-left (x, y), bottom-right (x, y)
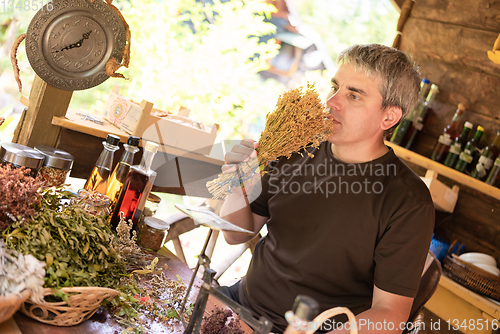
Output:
top-left (0, 143), bottom-right (44, 178)
top-left (136, 193), bottom-right (162, 235)
top-left (35, 145), bottom-right (74, 187)
top-left (137, 217), bottom-right (169, 251)
top-left (71, 189), bottom-right (110, 216)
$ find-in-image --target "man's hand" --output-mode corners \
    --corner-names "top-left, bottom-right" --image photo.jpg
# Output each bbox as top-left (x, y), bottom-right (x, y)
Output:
top-left (222, 139), bottom-right (261, 198)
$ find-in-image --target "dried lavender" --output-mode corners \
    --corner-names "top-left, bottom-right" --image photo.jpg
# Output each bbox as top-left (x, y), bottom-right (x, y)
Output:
top-left (0, 164), bottom-right (41, 232)
top-left (206, 83), bottom-right (332, 199)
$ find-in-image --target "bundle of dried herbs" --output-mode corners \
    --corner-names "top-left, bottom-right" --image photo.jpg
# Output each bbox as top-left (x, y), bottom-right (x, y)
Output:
top-left (207, 83), bottom-right (332, 199)
top-left (2, 187), bottom-right (127, 290)
top-left (201, 307), bottom-right (244, 334)
top-left (0, 164), bottom-right (41, 232)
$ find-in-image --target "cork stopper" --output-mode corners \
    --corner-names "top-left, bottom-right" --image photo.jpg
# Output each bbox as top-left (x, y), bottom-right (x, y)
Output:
top-left (456, 103), bottom-right (466, 115)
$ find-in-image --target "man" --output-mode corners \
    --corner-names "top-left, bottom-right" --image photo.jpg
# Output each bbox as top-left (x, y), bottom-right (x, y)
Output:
top-left (218, 44), bottom-right (435, 333)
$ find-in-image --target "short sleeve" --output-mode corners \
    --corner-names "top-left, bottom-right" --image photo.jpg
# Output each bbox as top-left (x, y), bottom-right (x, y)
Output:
top-left (373, 202), bottom-right (435, 297)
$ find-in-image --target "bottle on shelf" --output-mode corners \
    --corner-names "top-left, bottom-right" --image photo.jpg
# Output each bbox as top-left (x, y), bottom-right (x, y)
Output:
top-left (430, 103), bottom-right (466, 163)
top-left (405, 84), bottom-right (439, 150)
top-left (106, 135), bottom-right (141, 216)
top-left (84, 134), bottom-right (120, 194)
top-left (390, 78), bottom-right (431, 146)
top-left (443, 121), bottom-right (473, 168)
top-left (485, 155), bottom-right (500, 187)
top-left (454, 126), bottom-right (484, 174)
top-left (110, 141), bottom-right (159, 231)
top-left (472, 130), bottom-right (500, 181)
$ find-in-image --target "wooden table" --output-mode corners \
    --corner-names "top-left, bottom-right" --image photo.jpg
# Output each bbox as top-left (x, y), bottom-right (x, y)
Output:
top-left (0, 248), bottom-right (252, 334)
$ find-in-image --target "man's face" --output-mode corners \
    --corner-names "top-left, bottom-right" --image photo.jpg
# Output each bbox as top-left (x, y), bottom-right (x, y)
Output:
top-left (326, 63), bottom-right (390, 147)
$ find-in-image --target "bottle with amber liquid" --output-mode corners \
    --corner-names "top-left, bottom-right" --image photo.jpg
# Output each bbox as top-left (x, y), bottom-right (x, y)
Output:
top-left (110, 141), bottom-right (159, 230)
top-left (106, 135), bottom-right (141, 216)
top-left (84, 134), bottom-right (120, 194)
top-left (443, 121), bottom-right (473, 168)
top-left (454, 126), bottom-right (484, 174)
top-left (430, 103), bottom-right (466, 163)
top-left (472, 130), bottom-right (500, 180)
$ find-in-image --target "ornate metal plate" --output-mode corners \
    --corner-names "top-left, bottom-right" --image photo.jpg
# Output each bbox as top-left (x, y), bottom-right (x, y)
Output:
top-left (25, 0), bottom-right (127, 91)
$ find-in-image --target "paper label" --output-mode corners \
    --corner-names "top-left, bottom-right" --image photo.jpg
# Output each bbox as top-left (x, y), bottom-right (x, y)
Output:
top-left (438, 134), bottom-right (452, 146)
top-left (478, 156), bottom-right (493, 171)
top-left (449, 143), bottom-right (461, 155)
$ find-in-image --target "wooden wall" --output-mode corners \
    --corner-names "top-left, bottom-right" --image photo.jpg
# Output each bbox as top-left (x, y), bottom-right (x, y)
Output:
top-left (398, 0), bottom-right (500, 262)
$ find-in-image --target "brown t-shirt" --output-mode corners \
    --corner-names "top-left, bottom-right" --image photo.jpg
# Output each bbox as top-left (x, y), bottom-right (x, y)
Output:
top-left (241, 141), bottom-right (435, 331)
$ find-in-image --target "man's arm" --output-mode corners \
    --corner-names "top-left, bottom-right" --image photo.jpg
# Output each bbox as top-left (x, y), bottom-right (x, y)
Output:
top-left (330, 286), bottom-right (413, 334)
top-left (219, 139), bottom-right (268, 244)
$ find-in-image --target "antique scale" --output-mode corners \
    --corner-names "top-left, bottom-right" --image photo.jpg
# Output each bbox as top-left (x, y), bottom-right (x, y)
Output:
top-left (25, 0), bottom-right (127, 91)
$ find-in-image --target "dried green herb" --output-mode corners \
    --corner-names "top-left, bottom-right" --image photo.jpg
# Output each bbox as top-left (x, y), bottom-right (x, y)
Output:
top-left (1, 187), bottom-right (127, 290)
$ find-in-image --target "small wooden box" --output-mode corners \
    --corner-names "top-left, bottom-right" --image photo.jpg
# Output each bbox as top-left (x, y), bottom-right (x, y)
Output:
top-left (103, 89), bottom-right (218, 155)
top-left (420, 170), bottom-right (460, 213)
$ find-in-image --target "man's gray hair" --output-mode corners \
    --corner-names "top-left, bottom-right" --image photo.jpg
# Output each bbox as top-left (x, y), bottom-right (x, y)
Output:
top-left (337, 44), bottom-right (421, 137)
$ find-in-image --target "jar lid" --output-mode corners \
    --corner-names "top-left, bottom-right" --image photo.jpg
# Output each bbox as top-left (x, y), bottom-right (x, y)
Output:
top-left (0, 143), bottom-right (44, 169)
top-left (35, 145), bottom-right (74, 170)
top-left (144, 217), bottom-right (169, 230)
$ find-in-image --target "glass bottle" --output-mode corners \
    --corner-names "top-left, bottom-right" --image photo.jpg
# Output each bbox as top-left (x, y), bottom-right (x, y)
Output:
top-left (283, 295), bottom-right (319, 334)
top-left (485, 155), bottom-right (500, 187)
top-left (390, 78), bottom-right (430, 146)
top-left (472, 130), bottom-right (500, 180)
top-left (106, 136), bottom-right (141, 216)
top-left (454, 126), bottom-right (484, 174)
top-left (430, 103), bottom-right (466, 163)
top-left (110, 141), bottom-right (159, 231)
top-left (443, 121), bottom-right (473, 168)
top-left (84, 134), bottom-right (120, 194)
top-left (405, 84), bottom-right (439, 150)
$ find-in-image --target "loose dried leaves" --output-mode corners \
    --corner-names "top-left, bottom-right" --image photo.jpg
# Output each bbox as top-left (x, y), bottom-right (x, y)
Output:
top-left (0, 164), bottom-right (41, 232)
top-left (207, 83), bottom-right (332, 199)
top-left (201, 307), bottom-right (244, 334)
top-left (2, 187), bottom-right (127, 290)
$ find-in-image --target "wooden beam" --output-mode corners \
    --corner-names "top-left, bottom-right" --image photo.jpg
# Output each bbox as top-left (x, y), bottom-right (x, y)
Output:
top-left (390, 0), bottom-right (404, 12)
top-left (14, 75), bottom-right (73, 148)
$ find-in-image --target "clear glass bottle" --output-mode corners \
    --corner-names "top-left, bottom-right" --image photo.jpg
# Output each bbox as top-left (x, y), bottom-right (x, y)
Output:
top-left (431, 103), bottom-right (466, 163)
top-left (390, 78), bottom-right (430, 146)
top-left (110, 141), bottom-right (159, 231)
top-left (106, 136), bottom-right (141, 216)
top-left (472, 130), bottom-right (500, 180)
top-left (454, 126), bottom-right (484, 174)
top-left (283, 295), bottom-right (319, 334)
top-left (405, 84), bottom-right (439, 150)
top-left (84, 134), bottom-right (120, 195)
top-left (443, 121), bottom-right (473, 168)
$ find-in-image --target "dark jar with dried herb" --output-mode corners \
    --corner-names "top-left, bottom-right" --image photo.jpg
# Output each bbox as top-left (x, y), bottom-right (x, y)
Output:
top-left (35, 145), bottom-right (74, 187)
top-left (137, 217), bottom-right (169, 251)
top-left (0, 143), bottom-right (44, 178)
top-left (71, 189), bottom-right (110, 216)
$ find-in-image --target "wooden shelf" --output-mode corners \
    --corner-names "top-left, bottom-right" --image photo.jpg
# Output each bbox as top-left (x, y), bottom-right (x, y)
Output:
top-left (385, 141), bottom-right (500, 202)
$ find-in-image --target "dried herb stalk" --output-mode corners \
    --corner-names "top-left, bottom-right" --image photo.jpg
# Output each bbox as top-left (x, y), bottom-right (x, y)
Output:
top-left (207, 83), bottom-right (332, 199)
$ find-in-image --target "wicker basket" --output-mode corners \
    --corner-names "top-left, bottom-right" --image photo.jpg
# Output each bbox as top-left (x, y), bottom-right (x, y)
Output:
top-left (20, 287), bottom-right (119, 326)
top-left (0, 289), bottom-right (32, 324)
top-left (443, 241), bottom-right (500, 301)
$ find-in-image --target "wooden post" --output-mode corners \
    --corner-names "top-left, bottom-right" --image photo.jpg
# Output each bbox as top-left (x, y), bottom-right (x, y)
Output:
top-left (13, 75), bottom-right (73, 147)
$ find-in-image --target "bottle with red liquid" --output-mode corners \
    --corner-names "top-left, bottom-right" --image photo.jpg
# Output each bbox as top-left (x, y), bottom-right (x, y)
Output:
top-left (430, 103), bottom-right (466, 163)
top-left (110, 141), bottom-right (159, 231)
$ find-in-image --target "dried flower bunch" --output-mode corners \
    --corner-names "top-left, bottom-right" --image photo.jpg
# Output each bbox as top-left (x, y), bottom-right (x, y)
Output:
top-left (207, 83), bottom-right (332, 199)
top-left (0, 164), bottom-right (41, 232)
top-left (0, 240), bottom-right (46, 304)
